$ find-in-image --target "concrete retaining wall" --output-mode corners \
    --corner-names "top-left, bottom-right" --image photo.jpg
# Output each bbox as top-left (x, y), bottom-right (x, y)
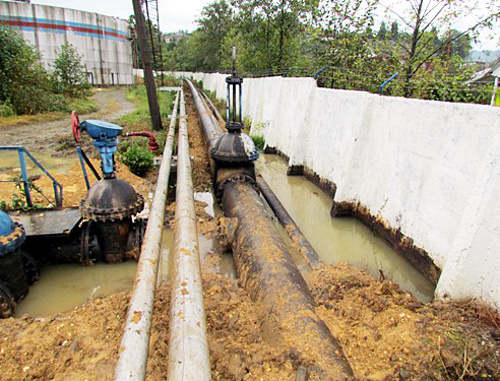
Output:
top-left (175, 71), bottom-right (500, 311)
top-left (0, 1), bottom-right (133, 85)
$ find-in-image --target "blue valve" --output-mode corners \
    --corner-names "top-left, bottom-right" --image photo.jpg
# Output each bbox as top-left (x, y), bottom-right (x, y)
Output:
top-left (79, 120), bottom-right (122, 178)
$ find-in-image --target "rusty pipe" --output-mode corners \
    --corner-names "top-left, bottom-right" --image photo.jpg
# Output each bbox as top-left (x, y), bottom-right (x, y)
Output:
top-left (222, 182), bottom-right (353, 378)
top-left (114, 90), bottom-right (180, 381)
top-left (167, 87), bottom-right (210, 380)
top-left (187, 80), bottom-right (353, 378)
top-left (126, 131), bottom-right (159, 152)
top-left (256, 175), bottom-right (320, 269)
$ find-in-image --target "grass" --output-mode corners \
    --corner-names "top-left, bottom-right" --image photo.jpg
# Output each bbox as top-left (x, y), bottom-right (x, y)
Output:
top-left (0, 96), bottom-right (97, 128)
top-left (114, 85), bottom-right (176, 133)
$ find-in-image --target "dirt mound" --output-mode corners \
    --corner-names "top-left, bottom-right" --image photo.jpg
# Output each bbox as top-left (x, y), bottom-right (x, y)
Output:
top-left (309, 263), bottom-right (500, 379)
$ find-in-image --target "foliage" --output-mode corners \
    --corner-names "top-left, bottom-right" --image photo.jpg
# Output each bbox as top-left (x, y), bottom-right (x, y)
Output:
top-left (2, 177), bottom-right (45, 211)
top-left (119, 141), bottom-right (154, 176)
top-left (0, 101), bottom-right (15, 117)
top-left (0, 26), bottom-right (66, 115)
top-left (251, 135), bottom-right (265, 150)
top-left (161, 0), bottom-right (498, 104)
top-left (0, 26), bottom-right (94, 116)
top-left (115, 85), bottom-right (175, 130)
top-left (52, 42), bottom-right (89, 97)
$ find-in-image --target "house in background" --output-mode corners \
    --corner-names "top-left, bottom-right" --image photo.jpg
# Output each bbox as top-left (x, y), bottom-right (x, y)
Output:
top-left (467, 58), bottom-right (500, 106)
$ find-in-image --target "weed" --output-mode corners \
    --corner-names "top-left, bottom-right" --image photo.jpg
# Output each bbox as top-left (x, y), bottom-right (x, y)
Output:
top-left (115, 85), bottom-right (175, 132)
top-left (251, 135), bottom-right (265, 150)
top-left (3, 177), bottom-right (45, 211)
top-left (119, 141), bottom-right (154, 176)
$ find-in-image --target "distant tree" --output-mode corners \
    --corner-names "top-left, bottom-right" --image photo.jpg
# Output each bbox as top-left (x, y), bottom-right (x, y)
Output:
top-left (52, 42), bottom-right (88, 97)
top-left (196, 0), bottom-right (234, 69)
top-left (389, 21), bottom-right (399, 41)
top-left (377, 21), bottom-right (387, 40)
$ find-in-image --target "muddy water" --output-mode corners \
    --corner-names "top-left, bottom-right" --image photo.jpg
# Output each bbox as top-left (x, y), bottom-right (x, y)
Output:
top-left (0, 150), bottom-right (77, 181)
top-left (15, 261), bottom-right (137, 317)
top-left (257, 154), bottom-right (435, 302)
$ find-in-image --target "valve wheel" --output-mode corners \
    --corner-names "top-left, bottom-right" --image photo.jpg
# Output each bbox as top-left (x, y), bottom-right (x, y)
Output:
top-left (71, 110), bottom-right (81, 142)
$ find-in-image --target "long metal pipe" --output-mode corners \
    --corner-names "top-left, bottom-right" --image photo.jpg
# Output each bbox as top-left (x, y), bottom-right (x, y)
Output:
top-left (256, 175), bottom-right (320, 268)
top-left (167, 87), bottom-right (211, 380)
top-left (186, 80), bottom-right (223, 152)
top-left (114, 90), bottom-right (180, 380)
top-left (187, 80), bottom-right (353, 379)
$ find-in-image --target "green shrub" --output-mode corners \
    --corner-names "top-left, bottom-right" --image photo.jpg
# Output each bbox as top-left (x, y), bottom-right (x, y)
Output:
top-left (52, 42), bottom-right (89, 98)
top-left (251, 135), bottom-right (265, 150)
top-left (120, 142), bottom-right (154, 176)
top-left (0, 26), bottom-right (60, 114)
top-left (0, 101), bottom-right (15, 117)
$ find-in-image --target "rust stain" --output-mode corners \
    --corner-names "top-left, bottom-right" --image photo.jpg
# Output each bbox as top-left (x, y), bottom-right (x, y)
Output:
top-left (181, 248), bottom-right (192, 256)
top-left (181, 288), bottom-right (189, 295)
top-left (131, 311), bottom-right (142, 324)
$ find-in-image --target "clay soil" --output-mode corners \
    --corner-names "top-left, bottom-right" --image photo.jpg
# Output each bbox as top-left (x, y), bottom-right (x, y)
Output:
top-left (0, 85), bottom-right (499, 380)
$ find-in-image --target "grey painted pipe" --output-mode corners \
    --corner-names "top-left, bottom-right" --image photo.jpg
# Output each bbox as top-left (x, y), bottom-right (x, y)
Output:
top-left (167, 87), bottom-right (211, 380)
top-left (256, 175), bottom-right (320, 268)
top-left (114, 90), bottom-right (180, 380)
top-left (186, 79), bottom-right (223, 152)
top-left (200, 89), bottom-right (226, 126)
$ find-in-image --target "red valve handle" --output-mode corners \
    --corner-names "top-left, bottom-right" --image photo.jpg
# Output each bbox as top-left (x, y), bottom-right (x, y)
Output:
top-left (71, 110), bottom-right (81, 142)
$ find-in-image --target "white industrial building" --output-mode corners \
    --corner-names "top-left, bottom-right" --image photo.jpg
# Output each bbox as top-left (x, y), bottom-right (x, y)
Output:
top-left (0, 1), bottom-right (133, 85)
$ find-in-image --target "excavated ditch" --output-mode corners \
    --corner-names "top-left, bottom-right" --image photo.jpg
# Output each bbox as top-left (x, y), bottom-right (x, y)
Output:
top-left (0, 87), bottom-right (499, 380)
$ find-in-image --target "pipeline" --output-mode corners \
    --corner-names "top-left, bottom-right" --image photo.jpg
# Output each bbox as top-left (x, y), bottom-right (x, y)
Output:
top-left (114, 90), bottom-right (180, 380)
top-left (167, 87), bottom-right (211, 380)
top-left (200, 89), bottom-right (225, 126)
top-left (125, 131), bottom-right (159, 152)
top-left (187, 79), bottom-right (353, 379)
top-left (256, 175), bottom-right (320, 269)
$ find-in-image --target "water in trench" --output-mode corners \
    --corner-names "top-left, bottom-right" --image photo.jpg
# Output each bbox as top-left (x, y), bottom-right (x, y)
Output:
top-left (0, 150), bottom-right (77, 181)
top-left (15, 261), bottom-right (137, 317)
top-left (15, 191), bottom-right (231, 317)
top-left (256, 154), bottom-right (435, 302)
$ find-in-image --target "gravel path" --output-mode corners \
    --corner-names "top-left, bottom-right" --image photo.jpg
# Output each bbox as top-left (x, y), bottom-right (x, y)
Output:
top-left (0, 89), bottom-right (136, 154)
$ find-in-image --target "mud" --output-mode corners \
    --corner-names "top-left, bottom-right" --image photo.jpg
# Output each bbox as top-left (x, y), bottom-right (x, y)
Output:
top-left (185, 86), bottom-right (213, 192)
top-left (0, 158), bottom-right (150, 209)
top-left (1, 258), bottom-right (498, 380)
top-left (0, 89), bottom-right (136, 155)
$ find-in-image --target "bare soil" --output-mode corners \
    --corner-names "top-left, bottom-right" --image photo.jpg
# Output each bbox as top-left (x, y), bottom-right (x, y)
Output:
top-left (0, 86), bottom-right (499, 380)
top-left (0, 89), bottom-right (136, 154)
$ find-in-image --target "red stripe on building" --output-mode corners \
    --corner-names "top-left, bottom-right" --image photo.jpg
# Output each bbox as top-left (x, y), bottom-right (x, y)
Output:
top-left (2, 20), bottom-right (129, 41)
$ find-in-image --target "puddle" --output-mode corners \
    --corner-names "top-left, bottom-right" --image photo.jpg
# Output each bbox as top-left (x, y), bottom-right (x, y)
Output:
top-left (256, 154), bottom-right (435, 302)
top-left (15, 261), bottom-right (137, 317)
top-left (0, 150), bottom-right (77, 180)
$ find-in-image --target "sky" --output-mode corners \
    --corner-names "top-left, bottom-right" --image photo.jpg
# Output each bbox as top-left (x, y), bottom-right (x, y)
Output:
top-left (31, 0), bottom-right (499, 50)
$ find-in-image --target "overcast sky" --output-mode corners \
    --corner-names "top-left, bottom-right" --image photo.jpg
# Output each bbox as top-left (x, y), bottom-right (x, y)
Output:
top-left (31, 0), bottom-right (499, 50)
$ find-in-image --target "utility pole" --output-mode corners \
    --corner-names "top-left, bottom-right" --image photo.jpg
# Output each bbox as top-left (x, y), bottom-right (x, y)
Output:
top-left (132, 0), bottom-right (162, 131)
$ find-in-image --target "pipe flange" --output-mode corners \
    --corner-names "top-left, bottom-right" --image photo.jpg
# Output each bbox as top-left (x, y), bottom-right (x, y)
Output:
top-left (0, 223), bottom-right (26, 257)
top-left (79, 194), bottom-right (145, 222)
top-left (216, 174), bottom-right (260, 202)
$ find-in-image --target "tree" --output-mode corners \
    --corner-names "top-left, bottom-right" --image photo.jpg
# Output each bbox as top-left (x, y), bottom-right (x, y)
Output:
top-left (196, 0), bottom-right (234, 70)
top-left (52, 42), bottom-right (88, 97)
top-left (311, 0), bottom-right (381, 89)
top-left (232, 0), bottom-right (314, 70)
top-left (379, 0), bottom-right (500, 97)
top-left (377, 21), bottom-right (387, 40)
top-left (0, 26), bottom-right (65, 114)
